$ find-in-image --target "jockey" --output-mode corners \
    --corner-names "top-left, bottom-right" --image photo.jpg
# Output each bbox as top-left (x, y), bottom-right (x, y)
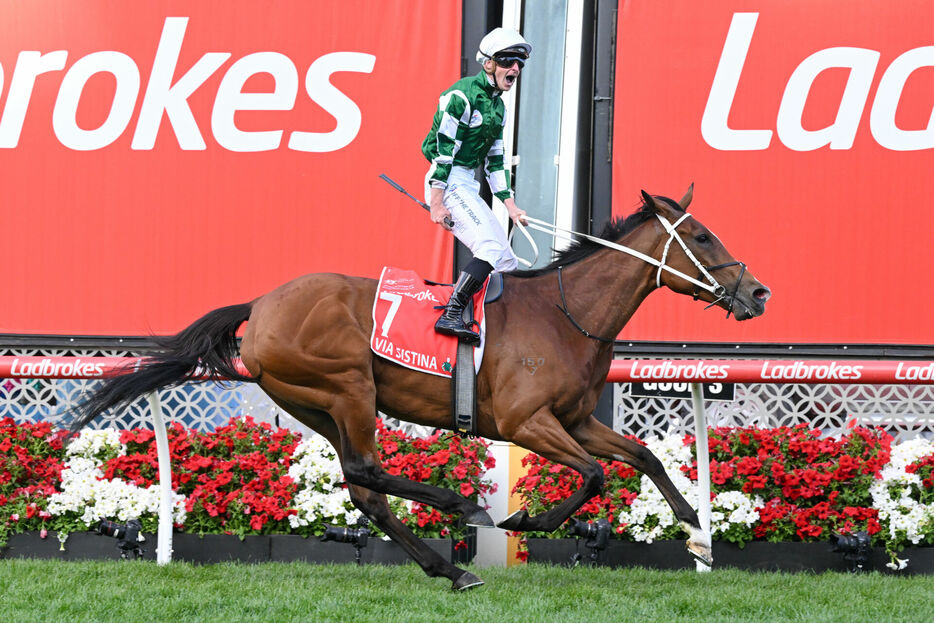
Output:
top-left (422, 27), bottom-right (531, 345)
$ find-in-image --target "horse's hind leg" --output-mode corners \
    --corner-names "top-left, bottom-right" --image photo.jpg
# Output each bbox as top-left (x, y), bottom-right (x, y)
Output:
top-left (571, 415), bottom-right (712, 566)
top-left (268, 396), bottom-right (482, 590)
top-left (497, 407), bottom-right (606, 533)
top-left (330, 395), bottom-right (493, 528)
top-left (345, 483), bottom-right (482, 590)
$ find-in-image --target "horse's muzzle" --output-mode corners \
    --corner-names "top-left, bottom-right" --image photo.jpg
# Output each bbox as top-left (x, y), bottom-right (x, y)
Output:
top-left (731, 283), bottom-right (771, 321)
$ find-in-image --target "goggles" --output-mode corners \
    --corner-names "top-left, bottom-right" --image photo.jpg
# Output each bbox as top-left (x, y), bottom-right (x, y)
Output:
top-left (492, 54), bottom-right (526, 69)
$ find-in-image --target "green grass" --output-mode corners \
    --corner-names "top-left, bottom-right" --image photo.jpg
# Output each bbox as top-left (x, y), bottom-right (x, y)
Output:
top-left (2, 560), bottom-right (934, 622)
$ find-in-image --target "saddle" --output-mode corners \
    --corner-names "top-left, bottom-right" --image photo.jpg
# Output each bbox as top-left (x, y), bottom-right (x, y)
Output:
top-left (370, 268), bottom-right (504, 437)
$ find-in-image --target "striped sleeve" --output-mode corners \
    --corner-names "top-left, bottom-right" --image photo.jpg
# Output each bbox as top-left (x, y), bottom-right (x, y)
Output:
top-left (429, 90), bottom-right (470, 188)
top-left (484, 122), bottom-right (513, 201)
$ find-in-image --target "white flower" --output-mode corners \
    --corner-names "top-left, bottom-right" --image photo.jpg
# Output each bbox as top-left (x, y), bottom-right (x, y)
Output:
top-left (67, 428), bottom-right (125, 461)
top-left (287, 435), bottom-right (360, 529)
top-left (616, 435), bottom-right (697, 542)
top-left (48, 432), bottom-right (186, 527)
top-left (870, 438), bottom-right (934, 564)
top-left (711, 490), bottom-right (763, 537)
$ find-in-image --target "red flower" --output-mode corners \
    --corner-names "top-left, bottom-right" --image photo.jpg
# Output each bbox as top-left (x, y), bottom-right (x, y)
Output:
top-left (427, 450), bottom-right (451, 466)
top-left (736, 456), bottom-right (762, 476)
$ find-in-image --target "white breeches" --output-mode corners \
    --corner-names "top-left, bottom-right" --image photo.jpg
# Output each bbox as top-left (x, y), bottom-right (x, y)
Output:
top-left (425, 165), bottom-right (519, 273)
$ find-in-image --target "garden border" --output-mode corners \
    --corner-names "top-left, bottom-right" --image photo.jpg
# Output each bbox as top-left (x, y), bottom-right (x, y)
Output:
top-left (0, 531), bottom-right (474, 565)
top-left (527, 538), bottom-right (934, 574)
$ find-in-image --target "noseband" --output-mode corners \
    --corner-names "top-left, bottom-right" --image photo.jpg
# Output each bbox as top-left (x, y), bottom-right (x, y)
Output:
top-left (696, 260), bottom-right (746, 318)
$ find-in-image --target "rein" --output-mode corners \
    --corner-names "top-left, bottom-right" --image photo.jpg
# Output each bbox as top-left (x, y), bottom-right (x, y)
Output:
top-left (520, 214), bottom-right (725, 295)
top-left (516, 213), bottom-right (747, 341)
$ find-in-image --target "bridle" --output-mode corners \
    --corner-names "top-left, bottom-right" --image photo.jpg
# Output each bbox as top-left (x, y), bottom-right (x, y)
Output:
top-left (515, 212), bottom-right (749, 342)
top-left (654, 212), bottom-right (746, 319)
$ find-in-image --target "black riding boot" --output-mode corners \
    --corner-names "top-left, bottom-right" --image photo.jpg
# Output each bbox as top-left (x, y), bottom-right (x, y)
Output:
top-left (435, 272), bottom-right (484, 344)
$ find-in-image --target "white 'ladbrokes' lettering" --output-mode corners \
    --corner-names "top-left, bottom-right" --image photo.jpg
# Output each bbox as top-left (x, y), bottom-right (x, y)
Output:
top-left (0, 17), bottom-right (375, 152)
top-left (702, 12), bottom-right (934, 151)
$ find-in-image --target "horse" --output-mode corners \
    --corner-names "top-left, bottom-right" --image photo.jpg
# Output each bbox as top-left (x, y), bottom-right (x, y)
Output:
top-left (69, 186), bottom-right (770, 589)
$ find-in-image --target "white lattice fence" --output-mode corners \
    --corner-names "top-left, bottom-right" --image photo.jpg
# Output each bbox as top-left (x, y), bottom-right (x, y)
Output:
top-left (614, 381), bottom-right (934, 442)
top-left (0, 346), bottom-right (300, 433)
top-left (6, 346), bottom-right (934, 442)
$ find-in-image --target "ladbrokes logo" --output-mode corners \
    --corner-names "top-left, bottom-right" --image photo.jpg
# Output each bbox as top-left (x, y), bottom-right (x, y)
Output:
top-left (759, 361), bottom-right (863, 381)
top-left (703, 12), bottom-right (934, 151)
top-left (628, 360), bottom-right (730, 381)
top-left (9, 358), bottom-right (106, 378)
top-left (0, 17), bottom-right (375, 152)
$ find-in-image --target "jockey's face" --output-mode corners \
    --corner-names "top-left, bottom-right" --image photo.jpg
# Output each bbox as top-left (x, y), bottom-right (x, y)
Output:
top-left (485, 58), bottom-right (523, 91)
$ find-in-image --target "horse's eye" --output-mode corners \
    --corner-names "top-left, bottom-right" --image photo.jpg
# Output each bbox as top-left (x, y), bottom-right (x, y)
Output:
top-left (695, 233), bottom-right (709, 243)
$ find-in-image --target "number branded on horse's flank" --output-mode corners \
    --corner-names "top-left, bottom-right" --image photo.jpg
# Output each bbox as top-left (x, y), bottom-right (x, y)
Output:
top-left (68, 185), bottom-right (770, 590)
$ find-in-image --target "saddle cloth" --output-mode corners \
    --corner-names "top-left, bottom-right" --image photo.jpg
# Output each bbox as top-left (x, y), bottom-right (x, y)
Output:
top-left (370, 267), bottom-right (489, 378)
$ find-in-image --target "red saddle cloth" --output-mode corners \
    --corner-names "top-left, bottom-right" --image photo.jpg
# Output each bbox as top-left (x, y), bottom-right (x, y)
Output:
top-left (370, 267), bottom-right (489, 378)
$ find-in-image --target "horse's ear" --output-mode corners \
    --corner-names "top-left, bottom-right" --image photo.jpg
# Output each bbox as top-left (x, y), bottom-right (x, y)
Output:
top-left (679, 183), bottom-right (694, 210)
top-left (641, 190), bottom-right (658, 211)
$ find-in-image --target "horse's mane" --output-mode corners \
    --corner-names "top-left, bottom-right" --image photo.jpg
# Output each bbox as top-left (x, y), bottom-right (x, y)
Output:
top-left (508, 195), bottom-right (683, 278)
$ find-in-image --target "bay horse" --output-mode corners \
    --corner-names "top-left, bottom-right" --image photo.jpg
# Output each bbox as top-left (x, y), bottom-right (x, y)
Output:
top-left (69, 186), bottom-right (770, 589)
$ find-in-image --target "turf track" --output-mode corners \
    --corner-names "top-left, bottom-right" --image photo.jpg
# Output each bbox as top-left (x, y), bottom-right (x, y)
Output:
top-left (2, 559), bottom-right (933, 622)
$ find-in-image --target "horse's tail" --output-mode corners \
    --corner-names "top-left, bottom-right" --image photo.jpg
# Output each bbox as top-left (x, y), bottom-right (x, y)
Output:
top-left (69, 302), bottom-right (255, 434)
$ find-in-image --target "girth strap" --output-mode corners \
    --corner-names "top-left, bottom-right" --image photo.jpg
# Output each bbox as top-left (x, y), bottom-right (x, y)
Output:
top-left (452, 299), bottom-right (478, 436)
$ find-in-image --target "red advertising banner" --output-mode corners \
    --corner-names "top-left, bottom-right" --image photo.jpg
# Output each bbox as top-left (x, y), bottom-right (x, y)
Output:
top-left (613, 1), bottom-right (934, 344)
top-left (1, 0), bottom-right (459, 335)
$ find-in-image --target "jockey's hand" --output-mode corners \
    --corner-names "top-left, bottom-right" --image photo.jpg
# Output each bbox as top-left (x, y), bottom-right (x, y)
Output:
top-left (505, 198), bottom-right (528, 226)
top-left (429, 187), bottom-right (453, 230)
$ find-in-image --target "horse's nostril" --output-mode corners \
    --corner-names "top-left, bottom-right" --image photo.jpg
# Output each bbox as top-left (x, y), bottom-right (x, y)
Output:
top-left (754, 287), bottom-right (771, 302)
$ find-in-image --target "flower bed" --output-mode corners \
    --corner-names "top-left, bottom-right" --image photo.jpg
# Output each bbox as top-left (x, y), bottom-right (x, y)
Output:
top-left (0, 416), bottom-right (495, 552)
top-left (513, 424), bottom-right (934, 571)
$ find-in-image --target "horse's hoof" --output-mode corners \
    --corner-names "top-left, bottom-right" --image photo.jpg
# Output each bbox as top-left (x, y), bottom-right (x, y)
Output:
top-left (686, 540), bottom-right (713, 567)
top-left (680, 521), bottom-right (712, 566)
top-left (463, 510), bottom-right (495, 528)
top-left (496, 509), bottom-right (529, 531)
top-left (452, 571), bottom-right (484, 591)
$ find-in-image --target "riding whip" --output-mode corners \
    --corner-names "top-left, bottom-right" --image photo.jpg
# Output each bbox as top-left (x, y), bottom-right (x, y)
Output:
top-left (379, 174), bottom-right (454, 229)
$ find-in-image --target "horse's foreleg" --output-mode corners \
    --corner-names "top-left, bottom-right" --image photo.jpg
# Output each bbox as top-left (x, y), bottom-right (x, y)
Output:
top-left (497, 408), bottom-right (605, 533)
top-left (572, 416), bottom-right (711, 566)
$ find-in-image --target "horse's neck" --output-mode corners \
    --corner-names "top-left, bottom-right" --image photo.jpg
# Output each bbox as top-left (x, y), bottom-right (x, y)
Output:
top-left (551, 223), bottom-right (662, 341)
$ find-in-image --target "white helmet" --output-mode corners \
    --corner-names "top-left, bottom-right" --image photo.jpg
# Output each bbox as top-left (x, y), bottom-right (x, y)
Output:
top-left (476, 28), bottom-right (531, 64)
